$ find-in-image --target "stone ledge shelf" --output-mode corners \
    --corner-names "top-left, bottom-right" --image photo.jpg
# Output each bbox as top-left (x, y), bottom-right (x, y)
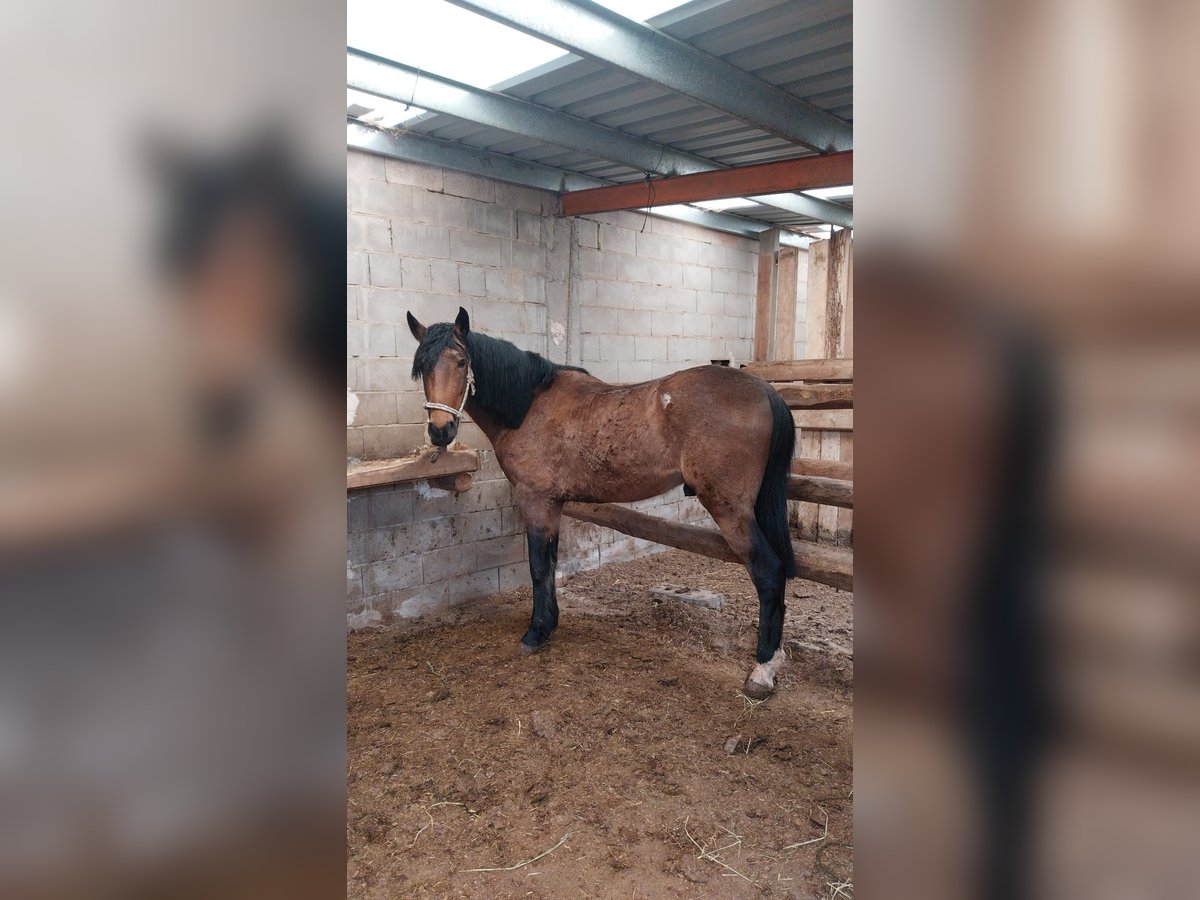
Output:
top-left (347, 447), bottom-right (479, 492)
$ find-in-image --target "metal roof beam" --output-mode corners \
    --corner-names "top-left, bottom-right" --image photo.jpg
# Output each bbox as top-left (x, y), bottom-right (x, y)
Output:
top-left (559, 152), bottom-right (852, 215)
top-left (442, 0), bottom-right (852, 153)
top-left (347, 121), bottom-right (773, 239)
top-left (348, 49), bottom-right (851, 226)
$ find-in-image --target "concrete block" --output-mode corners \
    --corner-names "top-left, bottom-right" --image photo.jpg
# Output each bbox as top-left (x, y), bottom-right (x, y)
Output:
top-left (683, 265), bottom-right (712, 292)
top-left (353, 391), bottom-right (397, 427)
top-left (457, 265), bottom-right (486, 297)
top-left (410, 188), bottom-right (445, 225)
top-left (347, 494), bottom-right (369, 532)
top-left (617, 360), bottom-right (654, 382)
top-left (443, 170), bottom-right (495, 202)
top-left (635, 335), bottom-right (665, 361)
top-left (710, 267), bottom-right (738, 294)
top-left (422, 544), bottom-right (478, 582)
top-left (472, 300), bottom-right (523, 332)
top-left (601, 334), bottom-right (636, 359)
top-left (367, 323), bottom-right (397, 358)
top-left (696, 290), bottom-right (725, 315)
top-left (450, 231), bottom-right (510, 268)
top-left (440, 567), bottom-right (499, 603)
top-left (347, 322), bottom-right (367, 357)
top-left (635, 231), bottom-right (671, 260)
top-left (683, 312), bottom-right (712, 336)
top-left (364, 554), bottom-right (422, 596)
top-left (670, 239), bottom-right (700, 265)
top-left (501, 506), bottom-right (525, 535)
top-left (351, 178), bottom-right (413, 220)
top-left (475, 533), bottom-right (527, 569)
top-left (480, 203), bottom-right (514, 238)
top-left (392, 222), bottom-right (450, 258)
top-left (619, 254), bottom-right (656, 285)
top-left (367, 253), bottom-right (402, 288)
top-left (368, 489), bottom-right (415, 528)
top-left (360, 423), bottom-right (425, 459)
top-left (667, 336), bottom-right (699, 362)
top-left (698, 242), bottom-right (724, 268)
top-left (430, 259), bottom-right (458, 294)
top-left (348, 286), bottom-right (361, 321)
top-left (515, 210), bottom-right (543, 243)
top-left (651, 311), bottom-right (682, 337)
top-left (484, 267), bottom-right (516, 300)
top-left (348, 251), bottom-right (369, 285)
top-left (498, 561), bottom-right (529, 591)
top-left (348, 213), bottom-right (392, 252)
top-left (497, 181), bottom-right (551, 213)
top-left (438, 193), bottom-right (483, 231)
top-left (384, 157), bottom-right (443, 191)
top-left (395, 390), bottom-right (426, 425)
top-left (599, 223), bottom-right (636, 255)
top-left (576, 218), bottom-right (599, 249)
top-left (614, 309), bottom-right (653, 336)
top-left (648, 584), bottom-right (724, 610)
top-left (576, 247), bottom-right (603, 277)
top-left (401, 257), bottom-right (432, 292)
top-left (512, 239), bottom-right (544, 273)
top-left (348, 150), bottom-right (386, 182)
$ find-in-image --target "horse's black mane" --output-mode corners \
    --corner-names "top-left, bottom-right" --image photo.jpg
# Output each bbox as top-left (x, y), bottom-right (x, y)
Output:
top-left (412, 324), bottom-right (586, 429)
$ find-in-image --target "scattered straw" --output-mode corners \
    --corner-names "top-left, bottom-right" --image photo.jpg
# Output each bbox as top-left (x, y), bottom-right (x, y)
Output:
top-left (780, 806), bottom-right (829, 851)
top-left (463, 832), bottom-right (572, 873)
top-left (829, 879), bottom-right (853, 898)
top-left (683, 817), bottom-right (753, 884)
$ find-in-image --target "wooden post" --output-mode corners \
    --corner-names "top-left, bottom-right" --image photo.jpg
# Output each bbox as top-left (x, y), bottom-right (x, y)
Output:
top-left (772, 246), bottom-right (800, 361)
top-left (753, 229), bottom-right (780, 361)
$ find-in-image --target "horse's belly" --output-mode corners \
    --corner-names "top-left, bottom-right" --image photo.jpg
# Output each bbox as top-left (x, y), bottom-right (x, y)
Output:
top-left (563, 442), bottom-right (682, 503)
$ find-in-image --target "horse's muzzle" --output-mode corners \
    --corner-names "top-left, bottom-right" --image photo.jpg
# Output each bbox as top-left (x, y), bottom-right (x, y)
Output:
top-left (428, 420), bottom-right (458, 447)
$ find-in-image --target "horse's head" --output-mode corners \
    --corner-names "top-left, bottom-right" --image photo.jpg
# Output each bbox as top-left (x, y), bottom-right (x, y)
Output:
top-left (407, 306), bottom-right (474, 447)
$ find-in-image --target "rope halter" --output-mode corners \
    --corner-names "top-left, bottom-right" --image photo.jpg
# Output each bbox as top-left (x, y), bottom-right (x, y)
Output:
top-left (423, 363), bottom-right (475, 421)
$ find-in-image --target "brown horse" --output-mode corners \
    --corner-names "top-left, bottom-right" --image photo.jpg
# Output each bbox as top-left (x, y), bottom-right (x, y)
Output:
top-left (407, 307), bottom-right (797, 697)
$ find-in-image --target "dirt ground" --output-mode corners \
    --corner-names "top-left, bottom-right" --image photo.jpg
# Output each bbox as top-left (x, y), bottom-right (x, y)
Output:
top-left (347, 549), bottom-right (853, 899)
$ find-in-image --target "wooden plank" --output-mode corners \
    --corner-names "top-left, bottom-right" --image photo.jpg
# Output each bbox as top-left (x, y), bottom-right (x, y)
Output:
top-left (347, 448), bottom-right (479, 490)
top-left (788, 475), bottom-right (853, 508)
top-left (791, 457), bottom-right (853, 480)
top-left (743, 358), bottom-right (853, 382)
top-left (753, 229), bottom-right (779, 361)
top-left (559, 152), bottom-right (853, 216)
top-left (772, 246), bottom-right (799, 361)
top-left (805, 238), bottom-right (830, 364)
top-left (772, 382), bottom-right (852, 409)
top-left (562, 502), bottom-right (852, 591)
top-left (818, 432), bottom-right (841, 542)
top-left (792, 410), bottom-right (853, 431)
top-left (825, 228), bottom-right (851, 358)
top-left (836, 434), bottom-right (854, 543)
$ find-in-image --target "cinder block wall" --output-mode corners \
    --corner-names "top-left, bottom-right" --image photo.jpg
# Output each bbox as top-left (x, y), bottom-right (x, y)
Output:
top-left (347, 149), bottom-right (768, 624)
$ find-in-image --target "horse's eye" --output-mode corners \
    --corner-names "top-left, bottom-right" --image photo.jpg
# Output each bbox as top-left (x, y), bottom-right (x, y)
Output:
top-left (457, 358), bottom-right (467, 368)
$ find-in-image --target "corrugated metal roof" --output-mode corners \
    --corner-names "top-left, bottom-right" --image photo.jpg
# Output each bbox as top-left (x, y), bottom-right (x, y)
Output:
top-left (349, 0), bottom-right (852, 236)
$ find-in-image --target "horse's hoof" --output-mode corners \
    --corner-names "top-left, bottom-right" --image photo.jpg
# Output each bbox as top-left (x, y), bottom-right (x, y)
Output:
top-left (742, 676), bottom-right (774, 701)
top-left (517, 640), bottom-right (545, 656)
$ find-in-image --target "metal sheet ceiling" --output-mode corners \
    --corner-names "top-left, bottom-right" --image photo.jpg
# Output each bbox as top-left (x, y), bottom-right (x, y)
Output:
top-left (349, 0), bottom-right (852, 235)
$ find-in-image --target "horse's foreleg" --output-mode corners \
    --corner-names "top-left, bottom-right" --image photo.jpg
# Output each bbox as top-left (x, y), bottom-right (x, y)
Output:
top-left (518, 499), bottom-right (562, 653)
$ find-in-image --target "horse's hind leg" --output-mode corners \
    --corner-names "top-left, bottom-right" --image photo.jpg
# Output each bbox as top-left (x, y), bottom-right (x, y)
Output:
top-left (693, 488), bottom-right (788, 699)
top-left (517, 496), bottom-right (563, 654)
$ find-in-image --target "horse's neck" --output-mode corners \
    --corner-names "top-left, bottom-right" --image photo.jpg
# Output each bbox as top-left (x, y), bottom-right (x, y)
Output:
top-left (465, 398), bottom-right (506, 444)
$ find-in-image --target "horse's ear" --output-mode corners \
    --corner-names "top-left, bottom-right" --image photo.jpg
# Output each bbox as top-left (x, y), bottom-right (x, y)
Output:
top-left (406, 311), bottom-right (426, 341)
top-left (454, 306), bottom-right (471, 337)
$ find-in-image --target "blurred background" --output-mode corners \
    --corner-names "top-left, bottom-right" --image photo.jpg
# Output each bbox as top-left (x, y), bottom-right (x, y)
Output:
top-left (856, 0), bottom-right (1200, 898)
top-left (0, 1), bottom-right (346, 897)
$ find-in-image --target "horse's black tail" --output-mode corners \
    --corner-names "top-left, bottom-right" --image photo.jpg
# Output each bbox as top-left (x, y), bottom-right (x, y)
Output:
top-left (755, 387), bottom-right (798, 579)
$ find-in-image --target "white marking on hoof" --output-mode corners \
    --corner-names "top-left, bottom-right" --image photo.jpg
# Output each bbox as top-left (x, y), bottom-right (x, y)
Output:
top-left (660, 392), bottom-right (672, 408)
top-left (746, 649), bottom-right (786, 693)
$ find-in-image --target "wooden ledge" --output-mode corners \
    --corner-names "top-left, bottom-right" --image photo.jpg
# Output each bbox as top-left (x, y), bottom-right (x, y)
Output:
top-left (347, 447), bottom-right (479, 491)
